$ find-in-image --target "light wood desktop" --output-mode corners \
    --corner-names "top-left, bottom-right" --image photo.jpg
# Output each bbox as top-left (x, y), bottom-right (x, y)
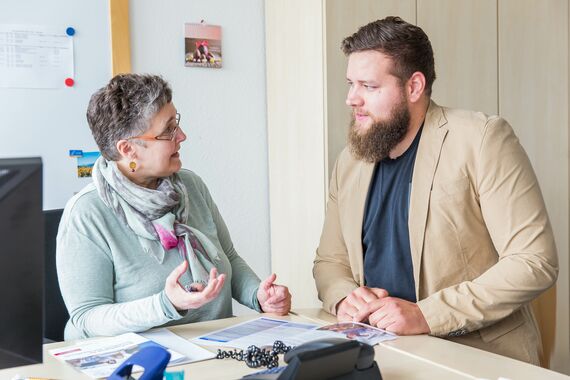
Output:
top-left (0, 309), bottom-right (567, 380)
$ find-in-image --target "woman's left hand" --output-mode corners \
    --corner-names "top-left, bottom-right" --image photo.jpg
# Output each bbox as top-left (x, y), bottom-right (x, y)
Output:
top-left (256, 273), bottom-right (292, 315)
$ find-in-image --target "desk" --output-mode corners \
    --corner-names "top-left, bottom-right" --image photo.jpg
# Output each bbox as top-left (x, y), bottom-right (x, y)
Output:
top-left (296, 309), bottom-right (569, 380)
top-left (0, 309), bottom-right (567, 380)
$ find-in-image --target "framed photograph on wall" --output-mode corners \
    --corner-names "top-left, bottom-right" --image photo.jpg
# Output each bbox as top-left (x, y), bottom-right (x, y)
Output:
top-left (184, 22), bottom-right (222, 69)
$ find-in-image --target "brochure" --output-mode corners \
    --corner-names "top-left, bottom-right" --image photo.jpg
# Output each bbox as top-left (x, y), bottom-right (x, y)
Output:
top-left (192, 317), bottom-right (343, 349)
top-left (191, 317), bottom-right (397, 350)
top-left (49, 330), bottom-right (213, 379)
top-left (139, 328), bottom-right (215, 363)
top-left (317, 321), bottom-right (397, 346)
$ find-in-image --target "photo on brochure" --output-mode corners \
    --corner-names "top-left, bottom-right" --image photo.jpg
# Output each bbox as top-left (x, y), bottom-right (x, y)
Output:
top-left (317, 322), bottom-right (397, 346)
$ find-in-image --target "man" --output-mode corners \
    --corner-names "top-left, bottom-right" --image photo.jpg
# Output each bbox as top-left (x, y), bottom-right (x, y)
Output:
top-left (313, 16), bottom-right (558, 365)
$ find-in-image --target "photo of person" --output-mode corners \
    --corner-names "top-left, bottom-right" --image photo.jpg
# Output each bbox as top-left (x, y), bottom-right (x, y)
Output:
top-left (318, 322), bottom-right (396, 346)
top-left (184, 23), bottom-right (222, 68)
top-left (319, 322), bottom-right (361, 332)
top-left (67, 351), bottom-right (124, 370)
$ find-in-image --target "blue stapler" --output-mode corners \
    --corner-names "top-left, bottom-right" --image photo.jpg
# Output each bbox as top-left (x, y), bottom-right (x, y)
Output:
top-left (107, 346), bottom-right (171, 380)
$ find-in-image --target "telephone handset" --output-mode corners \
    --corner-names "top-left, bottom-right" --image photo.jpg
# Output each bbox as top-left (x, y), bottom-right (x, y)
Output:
top-left (242, 338), bottom-right (382, 380)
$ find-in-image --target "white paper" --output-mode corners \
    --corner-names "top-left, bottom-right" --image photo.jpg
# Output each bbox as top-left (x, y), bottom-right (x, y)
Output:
top-left (278, 329), bottom-right (346, 347)
top-left (0, 24), bottom-right (74, 88)
top-left (140, 328), bottom-right (215, 362)
top-left (49, 332), bottom-right (187, 379)
top-left (192, 317), bottom-right (345, 350)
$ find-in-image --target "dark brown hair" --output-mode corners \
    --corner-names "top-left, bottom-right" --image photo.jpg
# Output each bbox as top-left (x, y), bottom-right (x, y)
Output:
top-left (342, 16), bottom-right (436, 96)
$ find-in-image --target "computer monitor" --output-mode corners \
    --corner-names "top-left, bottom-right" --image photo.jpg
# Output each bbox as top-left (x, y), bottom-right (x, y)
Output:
top-left (0, 157), bottom-right (43, 369)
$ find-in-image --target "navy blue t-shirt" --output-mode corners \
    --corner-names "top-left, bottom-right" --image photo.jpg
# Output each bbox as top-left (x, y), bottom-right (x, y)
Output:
top-left (362, 127), bottom-right (423, 302)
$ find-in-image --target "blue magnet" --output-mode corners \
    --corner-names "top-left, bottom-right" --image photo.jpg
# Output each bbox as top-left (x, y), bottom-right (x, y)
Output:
top-left (66, 27), bottom-right (75, 36)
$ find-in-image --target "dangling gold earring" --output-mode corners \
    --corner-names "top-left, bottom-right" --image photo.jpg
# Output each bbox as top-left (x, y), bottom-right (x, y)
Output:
top-left (129, 161), bottom-right (137, 172)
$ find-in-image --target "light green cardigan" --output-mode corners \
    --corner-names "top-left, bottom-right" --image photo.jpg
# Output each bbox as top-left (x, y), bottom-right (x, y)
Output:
top-left (57, 169), bottom-right (262, 340)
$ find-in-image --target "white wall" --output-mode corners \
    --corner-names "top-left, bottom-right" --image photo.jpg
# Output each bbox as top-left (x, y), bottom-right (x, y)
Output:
top-left (129, 0), bottom-right (271, 313)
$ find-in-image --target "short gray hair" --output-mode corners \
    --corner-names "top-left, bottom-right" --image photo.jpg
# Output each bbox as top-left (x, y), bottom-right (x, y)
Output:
top-left (86, 73), bottom-right (173, 160)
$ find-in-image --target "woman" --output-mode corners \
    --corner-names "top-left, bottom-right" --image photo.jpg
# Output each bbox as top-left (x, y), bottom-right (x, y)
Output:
top-left (57, 74), bottom-right (291, 340)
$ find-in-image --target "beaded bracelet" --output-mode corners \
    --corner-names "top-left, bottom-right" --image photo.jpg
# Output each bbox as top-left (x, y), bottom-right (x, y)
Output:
top-left (216, 340), bottom-right (293, 369)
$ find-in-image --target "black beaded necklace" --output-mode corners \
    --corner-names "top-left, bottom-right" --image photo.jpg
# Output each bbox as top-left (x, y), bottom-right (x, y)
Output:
top-left (216, 340), bottom-right (293, 369)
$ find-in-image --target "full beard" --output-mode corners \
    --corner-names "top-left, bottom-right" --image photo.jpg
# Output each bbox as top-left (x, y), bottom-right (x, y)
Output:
top-left (348, 99), bottom-right (411, 163)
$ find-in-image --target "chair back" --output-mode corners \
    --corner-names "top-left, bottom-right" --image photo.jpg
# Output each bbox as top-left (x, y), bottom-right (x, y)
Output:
top-left (531, 285), bottom-right (557, 368)
top-left (44, 209), bottom-right (68, 342)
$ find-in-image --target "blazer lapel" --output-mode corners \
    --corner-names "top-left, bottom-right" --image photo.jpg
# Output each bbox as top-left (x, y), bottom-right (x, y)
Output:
top-left (409, 101), bottom-right (448, 297)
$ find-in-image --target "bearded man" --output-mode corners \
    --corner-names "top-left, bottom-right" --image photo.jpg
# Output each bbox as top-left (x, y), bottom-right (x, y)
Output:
top-left (313, 16), bottom-right (558, 365)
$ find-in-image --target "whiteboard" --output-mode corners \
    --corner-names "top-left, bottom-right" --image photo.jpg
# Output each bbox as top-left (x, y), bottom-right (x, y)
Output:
top-left (0, 1), bottom-right (111, 210)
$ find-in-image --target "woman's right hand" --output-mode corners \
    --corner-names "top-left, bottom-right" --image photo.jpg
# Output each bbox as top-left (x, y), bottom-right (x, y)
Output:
top-left (165, 260), bottom-right (226, 311)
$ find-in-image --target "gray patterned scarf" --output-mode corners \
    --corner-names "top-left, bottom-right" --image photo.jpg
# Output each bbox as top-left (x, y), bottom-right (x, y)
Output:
top-left (92, 157), bottom-right (219, 286)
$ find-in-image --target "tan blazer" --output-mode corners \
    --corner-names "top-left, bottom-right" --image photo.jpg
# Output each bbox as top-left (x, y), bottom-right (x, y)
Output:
top-left (313, 101), bottom-right (558, 364)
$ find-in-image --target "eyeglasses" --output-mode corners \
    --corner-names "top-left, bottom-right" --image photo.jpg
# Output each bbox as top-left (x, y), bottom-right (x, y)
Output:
top-left (129, 113), bottom-right (181, 141)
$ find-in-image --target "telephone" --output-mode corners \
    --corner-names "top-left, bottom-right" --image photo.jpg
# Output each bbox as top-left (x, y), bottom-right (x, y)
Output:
top-left (241, 338), bottom-right (382, 380)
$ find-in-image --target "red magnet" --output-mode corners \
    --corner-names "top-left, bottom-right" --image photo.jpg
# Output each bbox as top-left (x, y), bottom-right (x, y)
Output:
top-left (65, 78), bottom-right (75, 87)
